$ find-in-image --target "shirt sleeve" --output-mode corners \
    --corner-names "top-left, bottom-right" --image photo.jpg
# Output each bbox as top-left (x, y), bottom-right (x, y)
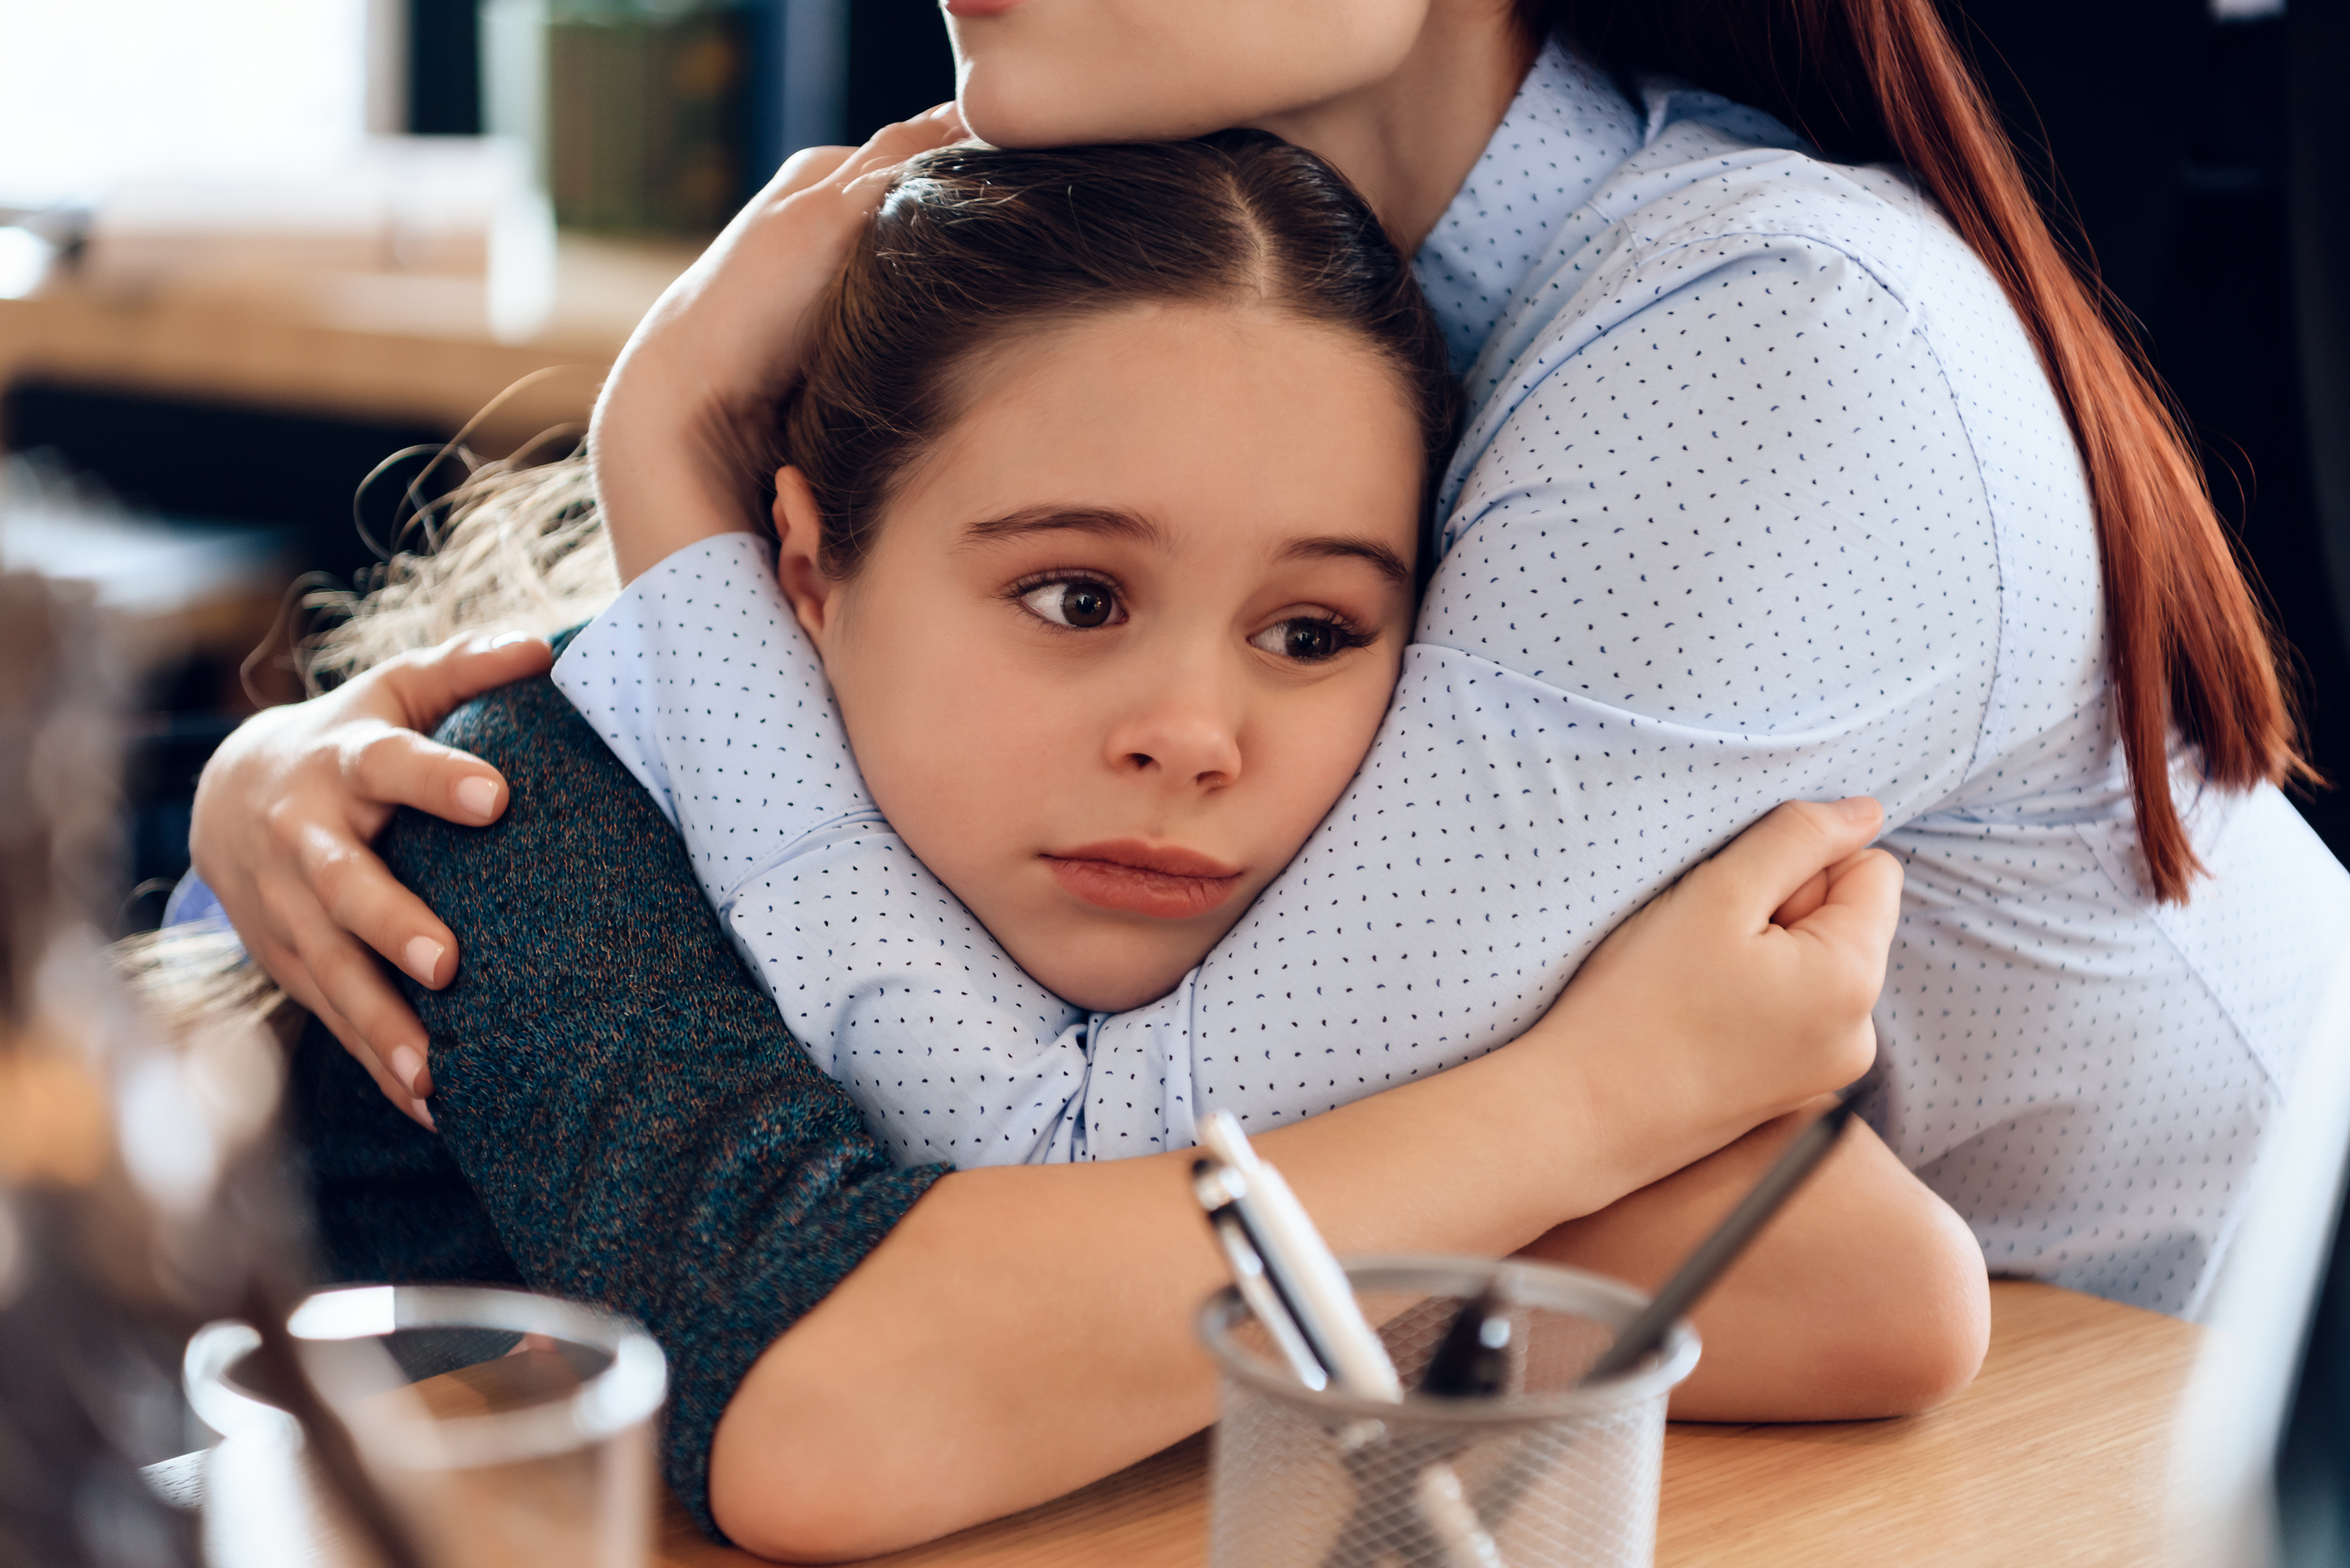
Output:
top-left (1069, 230), bottom-right (2004, 1145)
top-left (553, 540), bottom-right (1102, 1168)
top-left (376, 665), bottom-right (945, 1542)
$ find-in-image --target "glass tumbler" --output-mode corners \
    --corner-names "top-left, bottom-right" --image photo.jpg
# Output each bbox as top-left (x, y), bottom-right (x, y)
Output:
top-left (190, 1284), bottom-right (667, 1568)
top-left (1199, 1255), bottom-right (1698, 1568)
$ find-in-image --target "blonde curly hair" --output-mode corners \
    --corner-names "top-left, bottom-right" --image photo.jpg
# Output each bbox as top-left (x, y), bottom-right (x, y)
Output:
top-left (299, 441), bottom-right (618, 693)
top-left (126, 431), bottom-right (618, 1040)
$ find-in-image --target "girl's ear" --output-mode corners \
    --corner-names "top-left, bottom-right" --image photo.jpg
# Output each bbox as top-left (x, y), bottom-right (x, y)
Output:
top-left (771, 466), bottom-right (838, 646)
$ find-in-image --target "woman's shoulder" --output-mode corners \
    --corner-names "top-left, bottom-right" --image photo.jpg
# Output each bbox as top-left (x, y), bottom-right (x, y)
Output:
top-left (1608, 115), bottom-right (1960, 313)
top-left (1467, 78), bottom-right (2070, 477)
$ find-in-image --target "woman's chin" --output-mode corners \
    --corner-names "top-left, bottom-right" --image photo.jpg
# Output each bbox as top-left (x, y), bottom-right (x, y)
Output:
top-left (957, 64), bottom-right (1222, 152)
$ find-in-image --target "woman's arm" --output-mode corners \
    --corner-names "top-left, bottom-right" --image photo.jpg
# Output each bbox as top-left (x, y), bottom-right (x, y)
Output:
top-left (383, 669), bottom-right (1966, 1560)
top-left (709, 805), bottom-right (1974, 1560)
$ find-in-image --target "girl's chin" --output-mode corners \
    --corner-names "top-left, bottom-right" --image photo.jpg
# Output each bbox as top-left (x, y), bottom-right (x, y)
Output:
top-left (1012, 936), bottom-right (1211, 1016)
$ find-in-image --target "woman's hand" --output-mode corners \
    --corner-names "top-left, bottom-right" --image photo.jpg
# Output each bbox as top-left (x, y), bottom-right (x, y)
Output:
top-left (189, 633), bottom-right (554, 1123)
top-left (1551, 799), bottom-right (1899, 1189)
top-left (1533, 795), bottom-right (1902, 1197)
top-left (591, 104), bottom-right (969, 582)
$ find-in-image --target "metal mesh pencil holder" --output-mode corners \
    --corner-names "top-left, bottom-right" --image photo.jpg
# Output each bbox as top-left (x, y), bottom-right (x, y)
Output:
top-left (1200, 1256), bottom-right (1698, 1568)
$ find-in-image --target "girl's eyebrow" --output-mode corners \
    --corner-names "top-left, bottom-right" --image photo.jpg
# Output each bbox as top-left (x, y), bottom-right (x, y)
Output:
top-left (964, 508), bottom-right (1410, 588)
top-left (963, 506), bottom-right (1164, 547)
top-left (1280, 536), bottom-right (1413, 588)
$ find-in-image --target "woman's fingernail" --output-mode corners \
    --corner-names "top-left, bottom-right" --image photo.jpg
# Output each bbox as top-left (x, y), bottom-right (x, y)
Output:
top-left (488, 630), bottom-right (535, 649)
top-left (390, 1044), bottom-right (428, 1096)
top-left (412, 1099), bottom-right (437, 1132)
top-left (1835, 796), bottom-right (1878, 823)
top-left (405, 936), bottom-right (447, 984)
top-left (455, 776), bottom-right (501, 819)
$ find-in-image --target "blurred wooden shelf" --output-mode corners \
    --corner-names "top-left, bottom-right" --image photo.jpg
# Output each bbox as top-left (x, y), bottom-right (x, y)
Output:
top-left (0, 234), bottom-right (702, 453)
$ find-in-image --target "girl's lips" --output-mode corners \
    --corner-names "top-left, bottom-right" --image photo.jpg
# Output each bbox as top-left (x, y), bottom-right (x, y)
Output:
top-left (942, 0), bottom-right (1026, 16)
top-left (1044, 841), bottom-right (1245, 920)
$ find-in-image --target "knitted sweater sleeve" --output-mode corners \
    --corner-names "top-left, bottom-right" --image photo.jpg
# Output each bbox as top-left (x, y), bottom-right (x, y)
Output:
top-left (374, 663), bottom-right (945, 1539)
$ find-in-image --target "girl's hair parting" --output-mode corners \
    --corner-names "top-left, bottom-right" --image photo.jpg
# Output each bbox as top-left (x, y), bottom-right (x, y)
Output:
top-left (1520, 0), bottom-right (2307, 901)
top-left (779, 128), bottom-right (1461, 580)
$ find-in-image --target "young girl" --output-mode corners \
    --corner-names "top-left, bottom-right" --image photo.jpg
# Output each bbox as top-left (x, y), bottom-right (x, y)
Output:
top-left (510, 127), bottom-right (1949, 1185)
top-left (559, 131), bottom-right (1461, 1165)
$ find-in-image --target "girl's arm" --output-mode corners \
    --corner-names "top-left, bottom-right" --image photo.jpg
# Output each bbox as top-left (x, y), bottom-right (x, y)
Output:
top-left (1520, 1104), bottom-right (1989, 1423)
top-left (715, 1063), bottom-right (1986, 1561)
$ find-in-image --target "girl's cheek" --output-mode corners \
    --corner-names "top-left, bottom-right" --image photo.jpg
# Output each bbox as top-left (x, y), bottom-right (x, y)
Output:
top-left (1263, 665), bottom-right (1395, 819)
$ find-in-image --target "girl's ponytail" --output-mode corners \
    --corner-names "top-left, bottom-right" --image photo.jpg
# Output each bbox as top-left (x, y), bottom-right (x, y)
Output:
top-left (1530, 0), bottom-right (2306, 901)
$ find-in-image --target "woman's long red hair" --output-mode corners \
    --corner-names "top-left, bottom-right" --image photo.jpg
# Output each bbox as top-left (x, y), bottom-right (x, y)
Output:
top-left (1526, 0), bottom-right (2305, 900)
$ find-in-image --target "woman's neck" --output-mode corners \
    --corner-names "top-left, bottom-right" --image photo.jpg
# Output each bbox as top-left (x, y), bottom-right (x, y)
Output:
top-left (1250, 2), bottom-right (1537, 256)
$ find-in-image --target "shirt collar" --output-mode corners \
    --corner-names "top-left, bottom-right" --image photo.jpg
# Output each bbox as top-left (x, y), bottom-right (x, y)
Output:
top-left (1411, 38), bottom-right (1645, 378)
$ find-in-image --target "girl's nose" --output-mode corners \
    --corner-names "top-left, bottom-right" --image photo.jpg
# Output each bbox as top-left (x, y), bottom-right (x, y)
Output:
top-left (1103, 669), bottom-right (1244, 790)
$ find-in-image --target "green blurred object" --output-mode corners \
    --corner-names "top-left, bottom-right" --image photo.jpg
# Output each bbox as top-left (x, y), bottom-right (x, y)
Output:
top-left (551, 0), bottom-right (746, 233)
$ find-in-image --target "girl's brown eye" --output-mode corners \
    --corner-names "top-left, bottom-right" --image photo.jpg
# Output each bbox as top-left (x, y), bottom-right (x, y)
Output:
top-left (1250, 617), bottom-right (1353, 663)
top-left (1021, 579), bottom-right (1121, 629)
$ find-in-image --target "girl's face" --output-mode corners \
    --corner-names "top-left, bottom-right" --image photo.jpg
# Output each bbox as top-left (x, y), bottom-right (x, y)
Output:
top-left (773, 302), bottom-right (1423, 1012)
top-left (945, 0), bottom-right (1435, 150)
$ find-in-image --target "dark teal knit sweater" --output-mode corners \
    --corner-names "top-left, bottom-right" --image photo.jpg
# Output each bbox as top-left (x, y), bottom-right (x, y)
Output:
top-left (284, 659), bottom-right (945, 1539)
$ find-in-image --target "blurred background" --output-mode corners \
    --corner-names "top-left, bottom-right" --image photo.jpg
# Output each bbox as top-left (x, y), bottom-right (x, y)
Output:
top-left (0, 2), bottom-right (2347, 1554)
top-left (0, 0), bottom-right (954, 934)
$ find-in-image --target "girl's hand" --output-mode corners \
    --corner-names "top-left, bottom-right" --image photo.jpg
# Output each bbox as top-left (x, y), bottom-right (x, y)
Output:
top-left (1535, 796), bottom-right (1902, 1198)
top-left (592, 104), bottom-right (970, 582)
top-left (188, 634), bottom-right (554, 1124)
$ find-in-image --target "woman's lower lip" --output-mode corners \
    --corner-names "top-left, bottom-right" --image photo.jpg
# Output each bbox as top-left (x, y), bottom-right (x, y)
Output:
top-left (942, 0), bottom-right (1025, 17)
top-left (1045, 857), bottom-right (1243, 920)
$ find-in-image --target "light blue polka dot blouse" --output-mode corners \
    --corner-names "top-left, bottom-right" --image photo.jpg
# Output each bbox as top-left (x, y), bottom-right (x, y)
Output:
top-left (555, 41), bottom-right (2350, 1316)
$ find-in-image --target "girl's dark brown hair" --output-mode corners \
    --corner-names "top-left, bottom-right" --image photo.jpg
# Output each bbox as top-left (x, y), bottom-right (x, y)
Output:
top-left (1521, 0), bottom-right (2306, 901)
top-left (775, 128), bottom-right (1459, 582)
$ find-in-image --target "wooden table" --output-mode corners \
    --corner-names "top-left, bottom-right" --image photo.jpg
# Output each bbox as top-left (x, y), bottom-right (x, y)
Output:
top-left (642, 1281), bottom-right (2204, 1568)
top-left (197, 1280), bottom-right (2205, 1566)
